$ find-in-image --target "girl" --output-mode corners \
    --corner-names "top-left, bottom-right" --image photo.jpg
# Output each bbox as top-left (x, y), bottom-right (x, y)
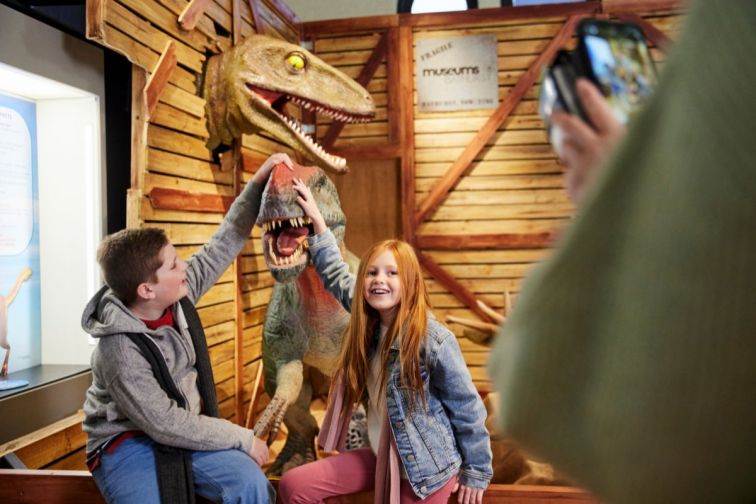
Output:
top-left (278, 179), bottom-right (492, 504)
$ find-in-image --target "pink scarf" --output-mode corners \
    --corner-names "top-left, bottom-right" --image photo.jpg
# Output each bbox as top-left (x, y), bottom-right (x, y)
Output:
top-left (318, 372), bottom-right (402, 504)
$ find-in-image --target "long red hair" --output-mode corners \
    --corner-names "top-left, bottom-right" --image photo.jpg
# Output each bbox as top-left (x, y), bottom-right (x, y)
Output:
top-left (333, 239), bottom-right (431, 414)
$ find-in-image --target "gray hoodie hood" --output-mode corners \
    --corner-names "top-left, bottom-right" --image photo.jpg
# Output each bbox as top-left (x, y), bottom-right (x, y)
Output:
top-left (82, 285), bottom-right (150, 339)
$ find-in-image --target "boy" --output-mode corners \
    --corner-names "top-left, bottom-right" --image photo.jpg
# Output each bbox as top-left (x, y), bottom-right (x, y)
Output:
top-left (82, 153), bottom-right (293, 504)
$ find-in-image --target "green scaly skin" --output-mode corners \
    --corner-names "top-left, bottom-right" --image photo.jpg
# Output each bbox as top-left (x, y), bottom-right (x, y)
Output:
top-left (253, 162), bottom-right (358, 475)
top-left (203, 34), bottom-right (375, 174)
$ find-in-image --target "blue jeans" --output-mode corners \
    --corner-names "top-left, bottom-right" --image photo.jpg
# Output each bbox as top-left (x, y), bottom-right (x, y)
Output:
top-left (91, 436), bottom-right (274, 503)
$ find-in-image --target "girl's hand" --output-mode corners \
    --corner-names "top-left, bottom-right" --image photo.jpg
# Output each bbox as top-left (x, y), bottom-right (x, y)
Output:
top-left (453, 482), bottom-right (484, 504)
top-left (252, 153), bottom-right (294, 185)
top-left (551, 78), bottom-right (626, 204)
top-left (293, 178), bottom-right (327, 235)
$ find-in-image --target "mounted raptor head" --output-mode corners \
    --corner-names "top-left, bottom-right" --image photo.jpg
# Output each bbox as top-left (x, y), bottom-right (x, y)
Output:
top-left (203, 34), bottom-right (375, 173)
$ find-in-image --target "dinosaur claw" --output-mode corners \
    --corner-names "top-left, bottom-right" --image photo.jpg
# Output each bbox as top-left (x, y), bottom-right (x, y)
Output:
top-left (253, 396), bottom-right (290, 444)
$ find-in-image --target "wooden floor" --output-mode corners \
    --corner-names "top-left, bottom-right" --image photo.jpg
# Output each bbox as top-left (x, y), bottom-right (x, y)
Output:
top-left (0, 469), bottom-right (596, 503)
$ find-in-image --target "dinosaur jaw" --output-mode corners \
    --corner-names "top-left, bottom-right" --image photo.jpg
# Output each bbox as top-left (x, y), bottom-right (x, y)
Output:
top-left (260, 217), bottom-right (313, 280)
top-left (246, 84), bottom-right (372, 173)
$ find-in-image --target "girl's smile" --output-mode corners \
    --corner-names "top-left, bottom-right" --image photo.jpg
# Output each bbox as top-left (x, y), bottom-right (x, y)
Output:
top-left (364, 250), bottom-right (401, 325)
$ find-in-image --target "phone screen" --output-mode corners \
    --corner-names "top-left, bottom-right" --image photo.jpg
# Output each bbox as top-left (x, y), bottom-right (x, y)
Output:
top-left (582, 22), bottom-right (657, 124)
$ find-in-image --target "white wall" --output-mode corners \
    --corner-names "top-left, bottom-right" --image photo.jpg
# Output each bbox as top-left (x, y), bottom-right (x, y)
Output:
top-left (0, 4), bottom-right (106, 366)
top-left (37, 98), bottom-right (102, 365)
top-left (286, 0), bottom-right (500, 22)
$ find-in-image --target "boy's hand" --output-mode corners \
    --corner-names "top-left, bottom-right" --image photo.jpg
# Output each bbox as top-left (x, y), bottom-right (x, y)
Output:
top-left (293, 178), bottom-right (327, 235)
top-left (551, 78), bottom-right (626, 204)
top-left (249, 436), bottom-right (269, 466)
top-left (252, 153), bottom-right (294, 185)
top-left (453, 482), bottom-right (484, 504)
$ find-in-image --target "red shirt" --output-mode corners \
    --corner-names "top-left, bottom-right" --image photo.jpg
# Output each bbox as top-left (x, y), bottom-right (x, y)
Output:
top-left (141, 308), bottom-right (175, 330)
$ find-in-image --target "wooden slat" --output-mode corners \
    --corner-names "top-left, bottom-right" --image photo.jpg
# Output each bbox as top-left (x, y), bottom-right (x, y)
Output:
top-left (417, 233), bottom-right (555, 250)
top-left (329, 143), bottom-right (401, 161)
top-left (148, 187), bottom-right (233, 213)
top-left (320, 31), bottom-right (388, 150)
top-left (0, 411), bottom-right (85, 459)
top-left (144, 40), bottom-right (177, 117)
top-left (178, 0), bottom-right (213, 31)
top-left (413, 14), bottom-right (583, 228)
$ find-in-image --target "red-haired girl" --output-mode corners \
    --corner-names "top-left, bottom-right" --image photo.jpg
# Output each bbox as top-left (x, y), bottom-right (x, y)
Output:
top-left (278, 179), bottom-right (492, 504)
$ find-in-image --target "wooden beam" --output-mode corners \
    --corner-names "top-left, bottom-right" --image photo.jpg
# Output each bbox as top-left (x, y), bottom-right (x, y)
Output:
top-left (178, 0), bottom-right (213, 31)
top-left (0, 470), bottom-right (595, 504)
top-left (302, 15), bottom-right (398, 38)
top-left (0, 470), bottom-right (104, 504)
top-left (601, 0), bottom-right (684, 14)
top-left (386, 27), bottom-right (401, 145)
top-left (0, 411), bottom-right (84, 459)
top-left (233, 0), bottom-right (242, 47)
top-left (148, 187), bottom-right (233, 213)
top-left (144, 40), bottom-right (177, 118)
top-left (416, 233), bottom-right (555, 250)
top-left (85, 0), bottom-right (105, 41)
top-left (398, 25), bottom-right (416, 246)
top-left (417, 252), bottom-right (494, 323)
top-left (232, 141), bottom-right (245, 424)
top-left (613, 13), bottom-right (672, 50)
top-left (413, 15), bottom-right (583, 228)
top-left (131, 66), bottom-right (148, 193)
top-left (263, 0), bottom-right (300, 26)
top-left (320, 31), bottom-right (388, 150)
top-left (248, 0), bottom-right (265, 35)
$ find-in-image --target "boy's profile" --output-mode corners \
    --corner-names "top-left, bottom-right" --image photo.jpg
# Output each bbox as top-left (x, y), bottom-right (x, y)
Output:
top-left (82, 153), bottom-right (292, 504)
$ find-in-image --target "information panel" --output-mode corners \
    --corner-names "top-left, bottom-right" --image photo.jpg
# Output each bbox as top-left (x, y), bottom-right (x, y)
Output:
top-left (0, 93), bottom-right (41, 376)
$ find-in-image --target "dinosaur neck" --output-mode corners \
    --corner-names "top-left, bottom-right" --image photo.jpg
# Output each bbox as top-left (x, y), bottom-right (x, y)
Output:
top-left (296, 265), bottom-right (345, 316)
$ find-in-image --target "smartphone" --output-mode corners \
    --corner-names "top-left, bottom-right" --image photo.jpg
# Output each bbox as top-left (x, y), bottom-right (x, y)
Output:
top-left (576, 18), bottom-right (658, 124)
top-left (539, 19), bottom-right (658, 131)
top-left (539, 50), bottom-right (588, 148)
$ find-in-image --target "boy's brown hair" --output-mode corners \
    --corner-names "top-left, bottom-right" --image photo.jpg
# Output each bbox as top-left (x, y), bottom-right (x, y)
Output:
top-left (97, 228), bottom-right (169, 304)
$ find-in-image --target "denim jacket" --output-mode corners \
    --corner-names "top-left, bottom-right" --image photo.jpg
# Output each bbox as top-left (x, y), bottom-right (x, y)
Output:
top-left (308, 230), bottom-right (492, 497)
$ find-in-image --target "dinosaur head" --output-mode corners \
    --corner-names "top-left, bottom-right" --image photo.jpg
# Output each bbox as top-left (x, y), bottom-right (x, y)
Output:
top-left (256, 162), bottom-right (346, 282)
top-left (204, 35), bottom-right (375, 174)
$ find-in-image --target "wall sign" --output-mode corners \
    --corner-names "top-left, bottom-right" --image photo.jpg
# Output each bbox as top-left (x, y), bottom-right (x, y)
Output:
top-left (415, 34), bottom-right (499, 112)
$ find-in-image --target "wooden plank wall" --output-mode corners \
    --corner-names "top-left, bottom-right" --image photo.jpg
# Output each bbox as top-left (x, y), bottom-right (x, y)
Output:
top-left (304, 1), bottom-right (685, 391)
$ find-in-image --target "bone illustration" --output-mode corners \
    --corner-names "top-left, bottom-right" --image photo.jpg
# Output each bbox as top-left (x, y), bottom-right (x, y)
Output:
top-left (1, 267), bottom-right (33, 377)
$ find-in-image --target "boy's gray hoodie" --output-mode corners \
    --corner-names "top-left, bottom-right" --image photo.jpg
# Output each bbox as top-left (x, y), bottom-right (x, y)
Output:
top-left (82, 180), bottom-right (263, 455)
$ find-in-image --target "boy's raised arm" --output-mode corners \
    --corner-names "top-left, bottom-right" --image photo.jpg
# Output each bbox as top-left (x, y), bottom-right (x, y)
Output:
top-left (185, 153), bottom-right (294, 302)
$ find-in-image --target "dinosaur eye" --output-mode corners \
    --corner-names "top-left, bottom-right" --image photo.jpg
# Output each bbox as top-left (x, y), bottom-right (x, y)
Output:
top-left (286, 52), bottom-right (306, 73)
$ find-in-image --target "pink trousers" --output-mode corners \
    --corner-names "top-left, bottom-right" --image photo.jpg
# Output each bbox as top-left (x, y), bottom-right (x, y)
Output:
top-left (278, 448), bottom-right (457, 503)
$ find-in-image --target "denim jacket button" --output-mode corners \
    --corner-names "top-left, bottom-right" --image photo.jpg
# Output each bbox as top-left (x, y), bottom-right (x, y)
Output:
top-left (420, 486), bottom-right (427, 493)
top-left (394, 421), bottom-right (403, 430)
top-left (407, 454), bottom-right (415, 462)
